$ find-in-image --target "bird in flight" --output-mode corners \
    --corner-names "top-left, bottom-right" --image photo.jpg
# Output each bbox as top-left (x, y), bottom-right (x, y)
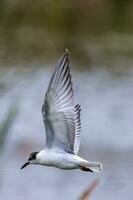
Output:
top-left (21, 50), bottom-right (102, 172)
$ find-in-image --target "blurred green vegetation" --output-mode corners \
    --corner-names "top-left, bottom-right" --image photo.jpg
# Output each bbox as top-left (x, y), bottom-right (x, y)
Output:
top-left (0, 0), bottom-right (132, 65)
top-left (0, 105), bottom-right (17, 152)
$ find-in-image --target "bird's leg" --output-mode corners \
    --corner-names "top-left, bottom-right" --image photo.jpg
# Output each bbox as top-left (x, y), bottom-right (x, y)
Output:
top-left (79, 166), bottom-right (93, 172)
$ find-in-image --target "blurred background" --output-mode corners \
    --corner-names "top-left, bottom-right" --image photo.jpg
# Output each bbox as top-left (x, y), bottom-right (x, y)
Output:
top-left (0, 0), bottom-right (133, 199)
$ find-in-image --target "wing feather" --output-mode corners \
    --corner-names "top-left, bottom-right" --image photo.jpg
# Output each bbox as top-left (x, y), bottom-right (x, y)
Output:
top-left (74, 104), bottom-right (81, 154)
top-left (42, 51), bottom-right (81, 154)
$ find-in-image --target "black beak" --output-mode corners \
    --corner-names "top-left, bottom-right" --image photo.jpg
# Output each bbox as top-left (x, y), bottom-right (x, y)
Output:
top-left (20, 162), bottom-right (30, 170)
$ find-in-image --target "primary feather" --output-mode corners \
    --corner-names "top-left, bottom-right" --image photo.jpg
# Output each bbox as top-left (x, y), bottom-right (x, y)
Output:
top-left (42, 51), bottom-right (81, 154)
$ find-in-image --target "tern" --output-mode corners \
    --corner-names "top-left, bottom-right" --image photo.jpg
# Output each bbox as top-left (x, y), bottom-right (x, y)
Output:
top-left (21, 50), bottom-right (102, 172)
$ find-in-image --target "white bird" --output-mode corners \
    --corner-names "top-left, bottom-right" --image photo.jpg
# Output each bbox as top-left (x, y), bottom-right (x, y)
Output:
top-left (21, 50), bottom-right (102, 173)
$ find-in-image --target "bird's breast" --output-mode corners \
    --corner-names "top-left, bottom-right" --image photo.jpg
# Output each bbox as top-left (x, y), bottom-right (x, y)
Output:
top-left (38, 150), bottom-right (78, 169)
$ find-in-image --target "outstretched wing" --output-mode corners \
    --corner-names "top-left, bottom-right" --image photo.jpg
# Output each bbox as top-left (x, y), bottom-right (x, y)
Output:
top-left (42, 51), bottom-right (81, 154)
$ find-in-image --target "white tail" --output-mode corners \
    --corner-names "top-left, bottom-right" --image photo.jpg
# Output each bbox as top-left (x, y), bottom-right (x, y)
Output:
top-left (80, 161), bottom-right (102, 173)
top-left (87, 161), bottom-right (102, 172)
top-left (76, 156), bottom-right (102, 173)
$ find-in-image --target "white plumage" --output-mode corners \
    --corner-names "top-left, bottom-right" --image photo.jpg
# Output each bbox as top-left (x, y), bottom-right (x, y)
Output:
top-left (21, 50), bottom-right (102, 173)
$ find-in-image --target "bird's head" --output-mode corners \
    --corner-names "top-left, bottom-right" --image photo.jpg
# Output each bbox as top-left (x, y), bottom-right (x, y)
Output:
top-left (21, 152), bottom-right (39, 169)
